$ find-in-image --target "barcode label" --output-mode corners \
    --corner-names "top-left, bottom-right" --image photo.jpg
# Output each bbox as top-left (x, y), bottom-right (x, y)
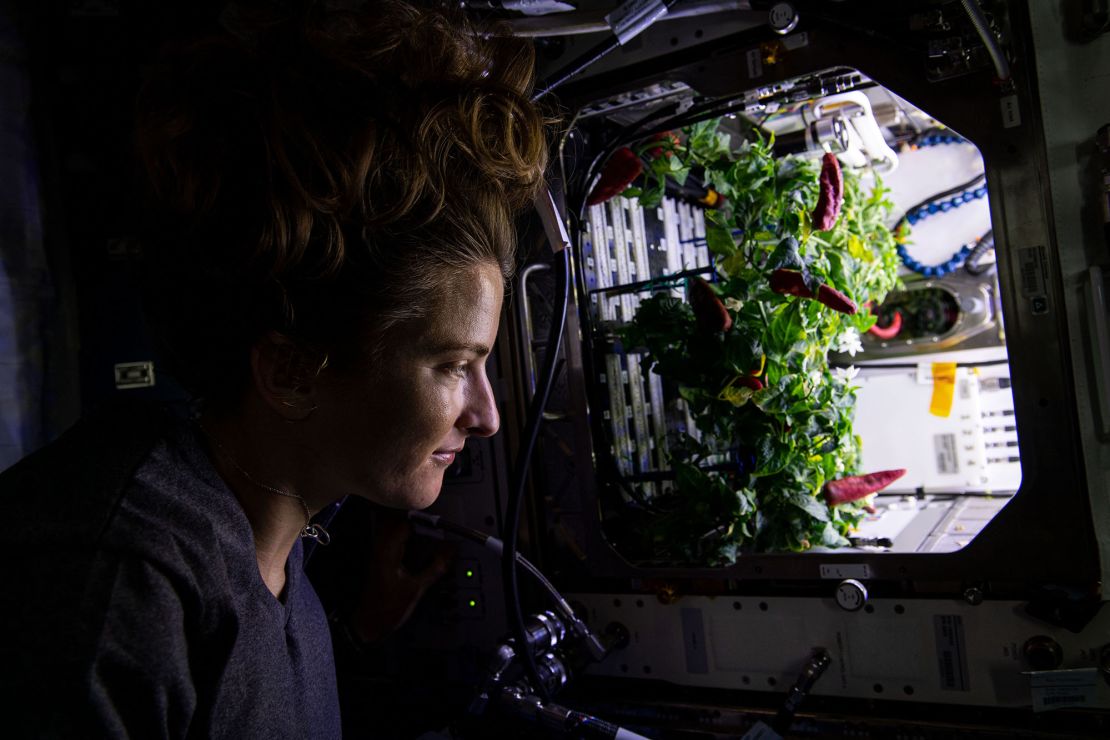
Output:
top-left (1017, 246), bottom-right (1049, 316)
top-left (934, 615), bottom-right (970, 691)
top-left (1019, 256), bottom-right (1041, 295)
top-left (746, 48), bottom-right (763, 79)
top-left (934, 433), bottom-right (959, 474)
top-left (1028, 668), bottom-right (1099, 712)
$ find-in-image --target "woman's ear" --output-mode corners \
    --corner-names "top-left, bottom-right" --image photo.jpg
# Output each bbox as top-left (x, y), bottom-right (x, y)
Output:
top-left (250, 331), bottom-right (324, 421)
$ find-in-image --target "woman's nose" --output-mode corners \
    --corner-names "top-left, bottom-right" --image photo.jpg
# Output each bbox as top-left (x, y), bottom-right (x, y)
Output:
top-left (461, 371), bottom-right (499, 438)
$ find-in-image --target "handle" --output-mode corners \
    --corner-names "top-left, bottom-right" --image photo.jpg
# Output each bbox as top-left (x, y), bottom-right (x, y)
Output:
top-left (1086, 265), bottom-right (1110, 437)
top-left (517, 263), bottom-right (567, 421)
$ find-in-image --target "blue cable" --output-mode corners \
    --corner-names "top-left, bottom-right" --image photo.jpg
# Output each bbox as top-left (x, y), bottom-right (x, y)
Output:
top-left (898, 184), bottom-right (989, 277)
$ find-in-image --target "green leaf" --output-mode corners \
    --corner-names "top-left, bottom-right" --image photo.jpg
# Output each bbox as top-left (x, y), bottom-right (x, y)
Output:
top-left (787, 490), bottom-right (831, 523)
top-left (705, 223), bottom-right (737, 257)
top-left (754, 436), bottom-right (792, 477)
top-left (766, 236), bottom-right (805, 272)
top-left (821, 521), bottom-right (849, 547)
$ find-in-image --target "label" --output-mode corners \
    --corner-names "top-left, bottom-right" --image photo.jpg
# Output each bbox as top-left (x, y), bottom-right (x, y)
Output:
top-left (1000, 94), bottom-right (1021, 129)
top-left (1028, 668), bottom-right (1100, 712)
top-left (114, 361), bottom-right (156, 390)
top-left (746, 48), bottom-right (763, 79)
top-left (819, 563), bottom-right (872, 579)
top-left (934, 615), bottom-right (970, 691)
top-left (934, 433), bottom-right (960, 474)
top-left (680, 608), bottom-right (709, 674)
top-left (1017, 245), bottom-right (1049, 315)
top-left (929, 362), bottom-right (958, 418)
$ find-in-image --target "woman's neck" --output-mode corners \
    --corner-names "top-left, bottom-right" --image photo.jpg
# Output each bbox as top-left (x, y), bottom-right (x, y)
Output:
top-left (198, 403), bottom-right (330, 599)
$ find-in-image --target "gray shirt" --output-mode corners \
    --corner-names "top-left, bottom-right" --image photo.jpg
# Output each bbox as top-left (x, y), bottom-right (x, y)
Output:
top-left (0, 405), bottom-right (341, 738)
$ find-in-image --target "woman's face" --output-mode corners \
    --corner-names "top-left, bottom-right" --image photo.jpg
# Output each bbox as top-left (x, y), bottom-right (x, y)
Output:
top-left (310, 261), bottom-right (503, 510)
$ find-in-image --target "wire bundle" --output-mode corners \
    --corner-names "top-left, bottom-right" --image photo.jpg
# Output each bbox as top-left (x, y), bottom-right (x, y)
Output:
top-left (895, 173), bottom-right (990, 277)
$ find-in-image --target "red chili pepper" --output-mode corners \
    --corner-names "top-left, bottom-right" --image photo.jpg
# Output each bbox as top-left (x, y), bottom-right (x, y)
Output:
top-left (817, 284), bottom-right (858, 315)
top-left (768, 269), bottom-right (858, 315)
top-left (736, 376), bottom-right (763, 391)
top-left (867, 310), bottom-right (903, 340)
top-left (769, 268), bottom-right (811, 298)
top-left (688, 277), bottom-right (732, 333)
top-left (811, 152), bottom-right (844, 231)
top-left (586, 147), bottom-right (643, 206)
top-left (647, 131), bottom-right (681, 159)
top-left (824, 469), bottom-right (907, 506)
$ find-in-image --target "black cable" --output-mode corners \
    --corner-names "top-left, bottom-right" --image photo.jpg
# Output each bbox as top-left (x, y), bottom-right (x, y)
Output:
top-left (964, 229), bottom-right (995, 276)
top-left (502, 247), bottom-right (570, 702)
top-left (894, 172), bottom-right (987, 231)
top-left (534, 34), bottom-right (623, 103)
top-left (532, 0), bottom-right (680, 102)
top-left (407, 510), bottom-right (608, 660)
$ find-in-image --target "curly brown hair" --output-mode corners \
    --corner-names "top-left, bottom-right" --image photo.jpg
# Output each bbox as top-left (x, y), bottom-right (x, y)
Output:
top-left (135, 0), bottom-right (549, 408)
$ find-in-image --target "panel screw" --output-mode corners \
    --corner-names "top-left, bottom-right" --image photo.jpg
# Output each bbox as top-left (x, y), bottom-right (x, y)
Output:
top-left (964, 587), bottom-right (984, 606)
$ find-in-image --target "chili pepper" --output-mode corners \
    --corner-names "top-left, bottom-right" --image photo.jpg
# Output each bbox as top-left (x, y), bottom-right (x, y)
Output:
top-left (698, 188), bottom-right (724, 208)
top-left (735, 376), bottom-right (763, 391)
top-left (586, 147), bottom-right (643, 206)
top-left (647, 131), bottom-right (680, 159)
top-left (867, 310), bottom-right (903, 340)
top-left (823, 469), bottom-right (907, 506)
top-left (749, 354), bottom-right (766, 377)
top-left (769, 268), bottom-right (811, 297)
top-left (817, 284), bottom-right (858, 315)
top-left (811, 152), bottom-right (844, 231)
top-left (688, 277), bottom-right (732, 332)
top-left (768, 269), bottom-right (858, 315)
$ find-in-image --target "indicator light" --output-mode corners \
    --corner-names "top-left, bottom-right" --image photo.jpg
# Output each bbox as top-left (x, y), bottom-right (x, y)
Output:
top-left (468, 599), bottom-right (477, 608)
top-left (465, 569), bottom-right (474, 578)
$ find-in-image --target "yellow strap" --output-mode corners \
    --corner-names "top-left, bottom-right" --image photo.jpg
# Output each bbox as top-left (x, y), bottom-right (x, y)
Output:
top-left (929, 362), bottom-right (958, 417)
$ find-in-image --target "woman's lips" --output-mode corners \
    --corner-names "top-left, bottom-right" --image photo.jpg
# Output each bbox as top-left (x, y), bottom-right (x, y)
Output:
top-left (431, 448), bottom-right (462, 465)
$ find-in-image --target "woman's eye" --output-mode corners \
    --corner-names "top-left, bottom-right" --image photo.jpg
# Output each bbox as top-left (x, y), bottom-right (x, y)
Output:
top-left (442, 362), bottom-right (468, 378)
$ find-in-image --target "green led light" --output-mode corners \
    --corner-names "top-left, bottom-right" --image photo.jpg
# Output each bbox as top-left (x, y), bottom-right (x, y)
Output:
top-left (465, 569), bottom-right (474, 578)
top-left (468, 599), bottom-right (477, 608)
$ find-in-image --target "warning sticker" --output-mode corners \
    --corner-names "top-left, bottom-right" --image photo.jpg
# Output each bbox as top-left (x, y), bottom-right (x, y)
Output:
top-left (1017, 246), bottom-right (1049, 315)
top-left (935, 615), bottom-right (970, 691)
top-left (934, 433), bottom-right (960, 474)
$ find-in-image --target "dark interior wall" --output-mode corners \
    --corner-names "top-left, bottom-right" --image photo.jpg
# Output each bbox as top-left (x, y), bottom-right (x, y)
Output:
top-left (2, 0), bottom-right (232, 464)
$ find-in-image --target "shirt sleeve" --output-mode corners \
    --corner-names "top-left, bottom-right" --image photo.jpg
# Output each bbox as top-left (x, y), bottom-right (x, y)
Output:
top-left (84, 552), bottom-right (198, 739)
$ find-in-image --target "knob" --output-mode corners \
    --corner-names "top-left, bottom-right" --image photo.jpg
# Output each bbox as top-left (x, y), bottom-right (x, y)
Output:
top-left (1023, 635), bottom-right (1063, 671)
top-left (835, 579), bottom-right (868, 611)
top-left (768, 2), bottom-right (799, 35)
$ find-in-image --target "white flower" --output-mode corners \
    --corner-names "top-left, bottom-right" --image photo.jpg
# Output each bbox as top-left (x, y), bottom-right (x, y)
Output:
top-left (834, 365), bottom-right (859, 384)
top-left (724, 297), bottom-right (744, 312)
top-left (808, 370), bottom-right (823, 388)
top-left (837, 327), bottom-right (863, 357)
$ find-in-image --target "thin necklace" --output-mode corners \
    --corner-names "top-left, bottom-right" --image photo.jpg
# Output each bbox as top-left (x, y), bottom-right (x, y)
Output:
top-left (196, 422), bottom-right (331, 546)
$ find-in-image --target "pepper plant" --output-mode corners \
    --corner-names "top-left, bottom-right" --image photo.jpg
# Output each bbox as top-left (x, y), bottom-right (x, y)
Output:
top-left (616, 120), bottom-right (901, 562)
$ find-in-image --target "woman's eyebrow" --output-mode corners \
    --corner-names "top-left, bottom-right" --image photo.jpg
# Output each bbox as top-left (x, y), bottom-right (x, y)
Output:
top-left (424, 340), bottom-right (492, 357)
